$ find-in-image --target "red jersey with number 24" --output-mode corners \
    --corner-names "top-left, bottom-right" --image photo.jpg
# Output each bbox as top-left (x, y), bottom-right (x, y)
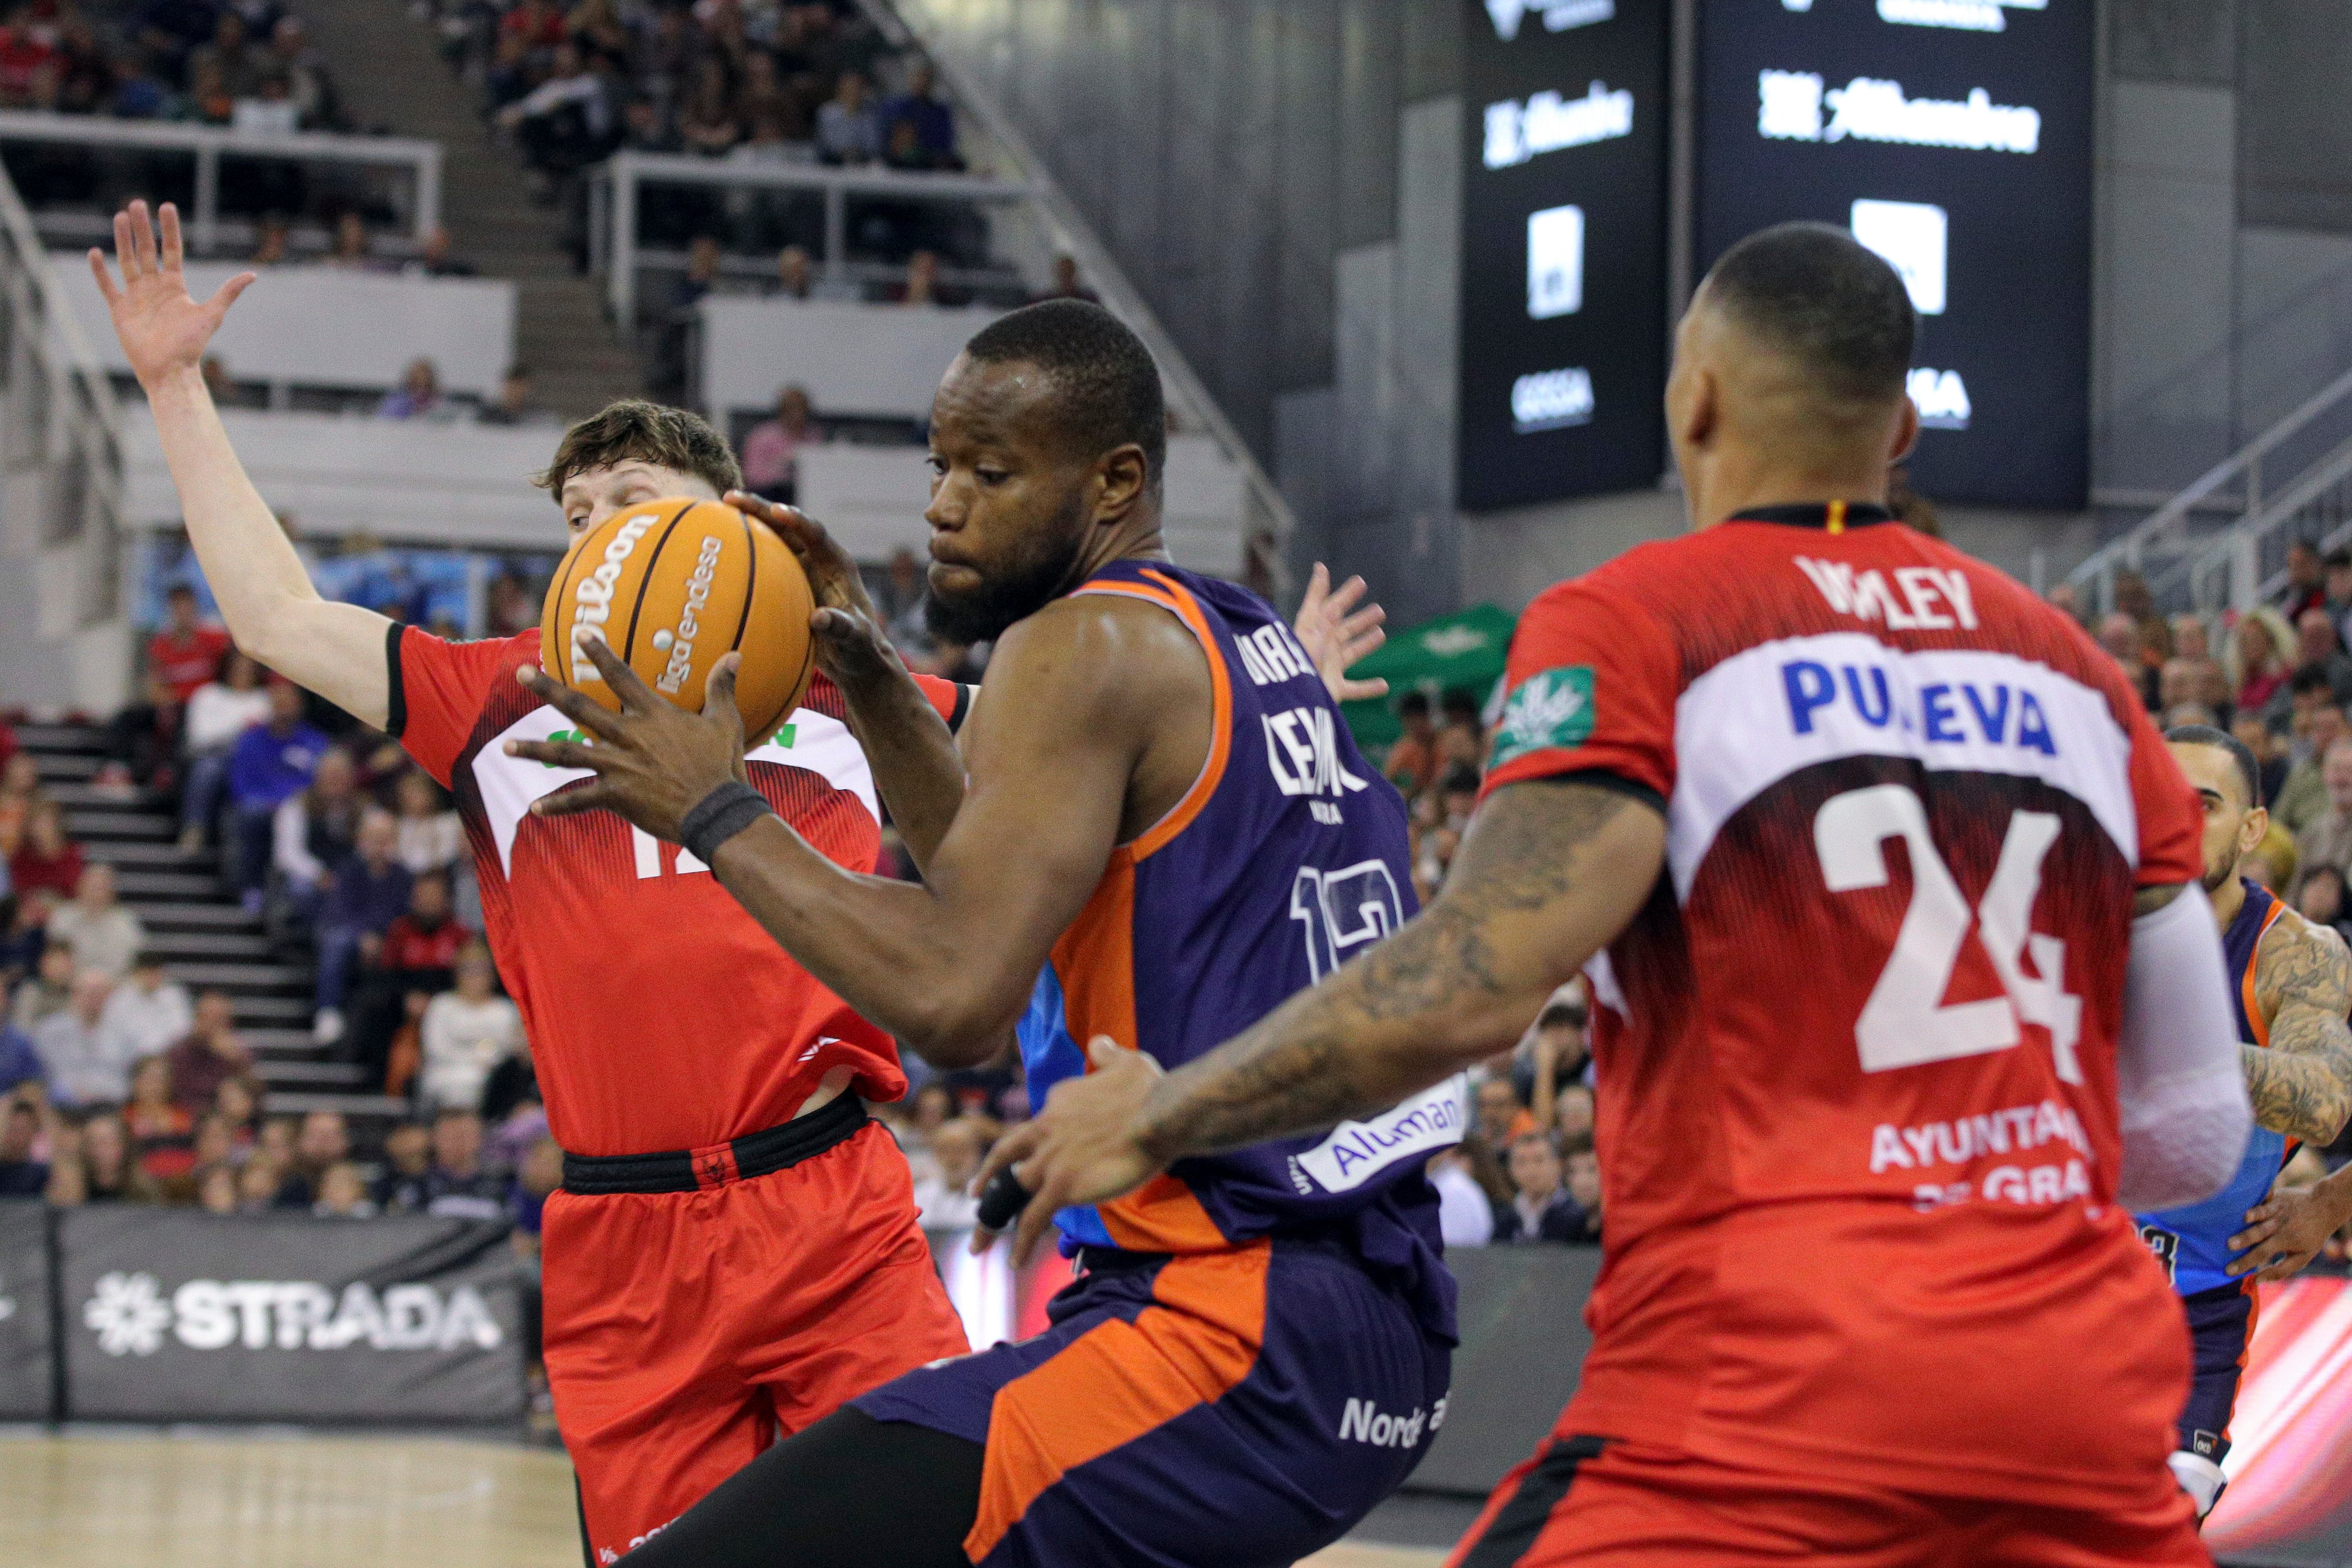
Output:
top-left (1480, 508), bottom-right (2205, 1509)
top-left (389, 626), bottom-right (968, 1157)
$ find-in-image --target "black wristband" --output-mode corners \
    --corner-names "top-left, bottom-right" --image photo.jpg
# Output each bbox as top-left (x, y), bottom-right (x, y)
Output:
top-left (680, 780), bottom-right (773, 866)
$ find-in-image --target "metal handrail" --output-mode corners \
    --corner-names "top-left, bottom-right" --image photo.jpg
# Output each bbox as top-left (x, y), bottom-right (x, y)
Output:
top-left (2170, 434), bottom-right (2352, 613)
top-left (0, 150), bottom-right (125, 678)
top-left (0, 109), bottom-right (443, 251)
top-left (589, 150), bottom-right (1033, 325)
top-left (864, 0), bottom-right (1303, 588)
top-left (2071, 361), bottom-right (2352, 608)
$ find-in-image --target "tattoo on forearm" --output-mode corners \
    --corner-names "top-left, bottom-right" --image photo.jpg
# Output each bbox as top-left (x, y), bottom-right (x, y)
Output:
top-left (1136, 783), bottom-right (1644, 1162)
top-left (2249, 918), bottom-right (2352, 1145)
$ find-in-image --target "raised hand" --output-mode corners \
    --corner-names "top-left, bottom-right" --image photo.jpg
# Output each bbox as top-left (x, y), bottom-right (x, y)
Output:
top-left (1293, 562), bottom-right (1389, 704)
top-left (88, 201), bottom-right (255, 392)
top-left (724, 490), bottom-right (908, 695)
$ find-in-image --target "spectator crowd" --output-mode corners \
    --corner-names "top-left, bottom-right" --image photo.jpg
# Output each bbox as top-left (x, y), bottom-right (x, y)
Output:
top-left (0, 0), bottom-right (342, 127)
top-left (0, 583), bottom-right (556, 1258)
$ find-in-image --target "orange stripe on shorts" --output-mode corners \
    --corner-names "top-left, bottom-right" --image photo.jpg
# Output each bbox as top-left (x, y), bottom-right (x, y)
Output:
top-left (964, 1241), bottom-right (1272, 1562)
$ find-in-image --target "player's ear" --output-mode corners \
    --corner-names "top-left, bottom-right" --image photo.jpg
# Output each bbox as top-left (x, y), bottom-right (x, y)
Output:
top-left (2242, 805), bottom-right (2270, 857)
top-left (1886, 394), bottom-right (1920, 466)
top-left (1678, 365), bottom-right (1719, 451)
top-left (1092, 443), bottom-right (1149, 526)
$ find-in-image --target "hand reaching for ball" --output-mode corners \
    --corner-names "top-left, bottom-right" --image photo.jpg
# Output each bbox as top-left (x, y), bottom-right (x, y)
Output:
top-left (724, 491), bottom-right (906, 698)
top-left (506, 633), bottom-right (751, 843)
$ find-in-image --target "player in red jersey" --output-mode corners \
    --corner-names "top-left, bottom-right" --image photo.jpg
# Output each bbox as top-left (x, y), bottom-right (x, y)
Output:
top-left (986, 224), bottom-right (2257, 1564)
top-left (90, 201), bottom-right (1391, 1563)
top-left (94, 202), bottom-right (973, 1561)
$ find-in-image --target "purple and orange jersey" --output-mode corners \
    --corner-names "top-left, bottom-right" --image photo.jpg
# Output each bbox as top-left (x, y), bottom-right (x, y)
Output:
top-left (1015, 560), bottom-right (1462, 1327)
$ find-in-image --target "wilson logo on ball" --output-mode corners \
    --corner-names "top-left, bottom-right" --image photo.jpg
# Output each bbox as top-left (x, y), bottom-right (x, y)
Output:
top-left (540, 497), bottom-right (817, 740)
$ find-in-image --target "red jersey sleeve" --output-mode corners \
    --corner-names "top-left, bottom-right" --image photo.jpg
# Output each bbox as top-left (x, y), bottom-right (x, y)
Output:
top-left (910, 673), bottom-right (976, 734)
top-left (2123, 700), bottom-right (2204, 889)
top-left (1480, 575), bottom-right (1681, 804)
top-left (388, 624), bottom-right (518, 787)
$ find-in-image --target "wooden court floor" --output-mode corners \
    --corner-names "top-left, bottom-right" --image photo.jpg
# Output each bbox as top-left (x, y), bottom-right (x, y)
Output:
top-left (0, 1431), bottom-right (1444, 1567)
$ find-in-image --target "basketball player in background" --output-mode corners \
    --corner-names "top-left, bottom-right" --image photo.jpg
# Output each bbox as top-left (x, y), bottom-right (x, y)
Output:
top-left (2132, 726), bottom-right (2352, 1520)
top-left (982, 225), bottom-right (2257, 1565)
top-left (506, 300), bottom-right (1454, 1568)
top-left (91, 203), bottom-right (1391, 1565)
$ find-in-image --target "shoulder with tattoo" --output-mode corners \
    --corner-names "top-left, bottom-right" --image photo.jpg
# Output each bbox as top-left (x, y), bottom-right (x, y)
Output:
top-left (2254, 903), bottom-right (2352, 1030)
top-left (2245, 902), bottom-right (2352, 1146)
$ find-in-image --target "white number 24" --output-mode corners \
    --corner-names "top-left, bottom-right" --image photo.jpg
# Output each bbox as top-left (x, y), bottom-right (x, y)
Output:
top-left (1814, 783), bottom-right (2083, 1082)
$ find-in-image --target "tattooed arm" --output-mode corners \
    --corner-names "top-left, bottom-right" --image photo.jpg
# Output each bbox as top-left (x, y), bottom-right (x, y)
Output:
top-left (973, 778), bottom-right (1666, 1261)
top-left (2247, 910), bottom-right (2352, 1146)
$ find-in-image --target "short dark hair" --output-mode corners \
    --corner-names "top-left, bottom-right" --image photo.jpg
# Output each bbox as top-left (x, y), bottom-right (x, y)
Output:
top-left (1441, 763), bottom-right (1482, 796)
top-left (2291, 665), bottom-right (2338, 699)
top-left (2326, 548), bottom-right (2352, 571)
top-left (961, 300), bottom-right (1166, 492)
top-left (1537, 999), bottom-right (1586, 1032)
top-left (1397, 691), bottom-right (1431, 718)
top-left (1441, 688), bottom-right (1480, 719)
top-left (2167, 722), bottom-right (2261, 811)
top-left (536, 399), bottom-right (742, 501)
top-left (167, 583), bottom-right (195, 599)
top-left (1704, 221), bottom-right (1916, 403)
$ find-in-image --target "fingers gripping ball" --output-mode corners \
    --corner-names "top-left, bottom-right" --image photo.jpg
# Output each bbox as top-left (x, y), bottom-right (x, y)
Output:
top-left (540, 497), bottom-right (815, 738)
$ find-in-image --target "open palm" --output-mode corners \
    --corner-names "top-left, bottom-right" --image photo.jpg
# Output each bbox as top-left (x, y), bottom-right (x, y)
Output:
top-left (88, 200), bottom-right (254, 390)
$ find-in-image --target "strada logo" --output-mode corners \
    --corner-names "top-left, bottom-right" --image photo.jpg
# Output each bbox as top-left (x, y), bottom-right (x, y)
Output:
top-left (1484, 0), bottom-right (1613, 41)
top-left (82, 1270), bottom-right (503, 1357)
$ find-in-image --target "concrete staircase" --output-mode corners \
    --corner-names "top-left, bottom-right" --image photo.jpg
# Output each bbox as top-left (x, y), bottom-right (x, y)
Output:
top-left (19, 722), bottom-right (405, 1124)
top-left (300, 0), bottom-right (644, 417)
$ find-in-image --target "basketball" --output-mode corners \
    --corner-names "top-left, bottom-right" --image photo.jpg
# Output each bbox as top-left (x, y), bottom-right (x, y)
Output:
top-left (539, 497), bottom-right (816, 742)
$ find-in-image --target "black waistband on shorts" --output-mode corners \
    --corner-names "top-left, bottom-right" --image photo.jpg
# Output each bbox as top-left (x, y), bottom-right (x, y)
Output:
top-left (560, 1092), bottom-right (868, 1195)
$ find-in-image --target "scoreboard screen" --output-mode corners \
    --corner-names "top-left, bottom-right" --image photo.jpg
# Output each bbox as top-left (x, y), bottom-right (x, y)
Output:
top-left (1458, 0), bottom-right (1672, 512)
top-left (1695, 0), bottom-right (2096, 509)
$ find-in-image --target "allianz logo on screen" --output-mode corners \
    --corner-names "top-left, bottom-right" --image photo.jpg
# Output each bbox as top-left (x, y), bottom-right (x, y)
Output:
top-left (1757, 70), bottom-right (2039, 154)
top-left (1512, 366), bottom-right (1595, 433)
top-left (1527, 203), bottom-right (1584, 320)
top-left (1780, 0), bottom-right (2047, 27)
top-left (1483, 81), bottom-right (1634, 169)
top-left (1908, 367), bottom-right (1972, 429)
top-left (1485, 0), bottom-right (1613, 41)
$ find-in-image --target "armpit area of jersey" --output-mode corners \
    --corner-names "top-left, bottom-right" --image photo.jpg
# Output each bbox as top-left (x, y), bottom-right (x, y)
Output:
top-left (1497, 767), bottom-right (1666, 819)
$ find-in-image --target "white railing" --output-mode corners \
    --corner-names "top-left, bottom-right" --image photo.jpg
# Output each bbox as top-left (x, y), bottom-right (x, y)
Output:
top-left (0, 110), bottom-right (442, 251)
top-left (2169, 435), bottom-right (2352, 615)
top-left (2071, 362), bottom-right (2352, 614)
top-left (587, 151), bottom-right (1033, 326)
top-left (0, 154), bottom-right (127, 710)
top-left (860, 0), bottom-right (1299, 589)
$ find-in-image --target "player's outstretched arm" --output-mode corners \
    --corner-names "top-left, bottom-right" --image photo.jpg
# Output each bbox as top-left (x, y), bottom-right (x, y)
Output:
top-left (508, 594), bottom-right (1171, 1066)
top-left (974, 778), bottom-right (1665, 1261)
top-left (726, 490), bottom-right (965, 870)
top-left (92, 201), bottom-right (392, 726)
top-left (2248, 911), bottom-right (2352, 1146)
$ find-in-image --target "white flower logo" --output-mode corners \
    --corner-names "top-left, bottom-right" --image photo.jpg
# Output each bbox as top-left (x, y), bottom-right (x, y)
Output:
top-left (85, 1271), bottom-right (173, 1357)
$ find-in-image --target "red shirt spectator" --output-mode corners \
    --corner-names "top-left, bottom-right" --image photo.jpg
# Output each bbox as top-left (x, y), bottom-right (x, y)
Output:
top-left (8, 800), bottom-right (83, 901)
top-left (165, 992), bottom-right (252, 1115)
top-left (148, 586), bottom-right (232, 704)
top-left (500, 0), bottom-right (566, 49)
top-left (0, 21), bottom-right (57, 101)
top-left (381, 910), bottom-right (469, 974)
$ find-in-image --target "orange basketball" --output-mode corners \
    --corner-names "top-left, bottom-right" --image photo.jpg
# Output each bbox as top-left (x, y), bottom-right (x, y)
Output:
top-left (539, 497), bottom-right (816, 742)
